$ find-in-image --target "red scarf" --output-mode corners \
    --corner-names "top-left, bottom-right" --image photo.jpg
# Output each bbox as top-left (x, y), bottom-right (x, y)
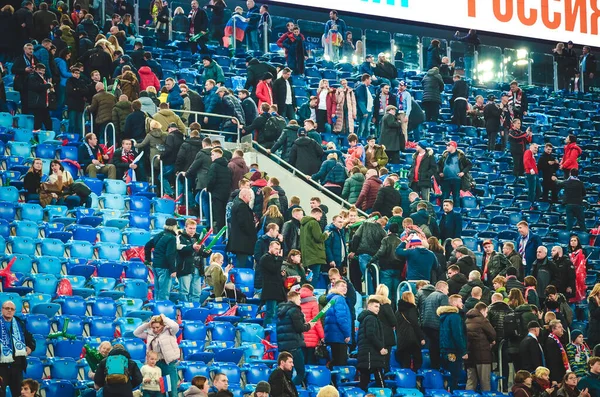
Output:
top-left (548, 333), bottom-right (571, 371)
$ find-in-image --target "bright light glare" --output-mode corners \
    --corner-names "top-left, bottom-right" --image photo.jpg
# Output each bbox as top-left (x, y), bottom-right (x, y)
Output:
top-left (517, 49), bottom-right (528, 59)
top-left (478, 60), bottom-right (494, 72)
top-left (341, 56), bottom-right (348, 63)
top-left (324, 54), bottom-right (331, 61)
top-left (352, 55), bottom-right (358, 65)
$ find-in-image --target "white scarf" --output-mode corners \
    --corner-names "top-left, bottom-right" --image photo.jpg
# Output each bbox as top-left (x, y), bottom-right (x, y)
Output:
top-left (0, 319), bottom-right (26, 363)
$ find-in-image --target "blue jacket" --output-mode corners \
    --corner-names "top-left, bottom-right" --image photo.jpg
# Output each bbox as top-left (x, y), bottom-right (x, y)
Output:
top-left (167, 83), bottom-right (183, 110)
top-left (439, 210), bottom-right (463, 241)
top-left (439, 306), bottom-right (467, 355)
top-left (55, 58), bottom-right (72, 87)
top-left (312, 159), bottom-right (348, 185)
top-left (355, 83), bottom-right (374, 117)
top-left (396, 242), bottom-right (438, 282)
top-left (204, 86), bottom-right (220, 113)
top-left (276, 301), bottom-right (310, 352)
top-left (358, 61), bottom-right (374, 76)
top-left (516, 232), bottom-right (542, 276)
top-left (324, 292), bottom-right (352, 344)
top-left (33, 45), bottom-right (51, 80)
top-left (324, 18), bottom-right (346, 37)
top-left (421, 290), bottom-right (449, 329)
top-left (324, 223), bottom-right (346, 267)
top-left (410, 209), bottom-right (440, 238)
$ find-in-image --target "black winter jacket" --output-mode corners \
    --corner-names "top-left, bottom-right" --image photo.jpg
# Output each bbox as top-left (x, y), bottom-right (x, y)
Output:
top-left (144, 229), bottom-right (177, 272)
top-left (206, 157), bottom-right (232, 202)
top-left (276, 301), bottom-right (310, 352)
top-left (487, 300), bottom-right (512, 341)
top-left (395, 300), bottom-right (425, 350)
top-left (448, 272), bottom-right (468, 295)
top-left (65, 76), bottom-right (88, 112)
top-left (27, 73), bottom-right (52, 109)
top-left (378, 302), bottom-right (397, 348)
top-left (259, 253), bottom-right (286, 302)
top-left (162, 130), bottom-right (185, 165)
top-left (408, 149), bottom-right (437, 188)
top-left (357, 310), bottom-right (386, 369)
top-left (176, 137), bottom-right (203, 173)
top-left (227, 198), bottom-right (256, 255)
top-left (176, 231), bottom-right (201, 277)
top-left (289, 136), bottom-right (324, 176)
top-left (186, 148), bottom-right (213, 191)
top-left (372, 186), bottom-right (401, 218)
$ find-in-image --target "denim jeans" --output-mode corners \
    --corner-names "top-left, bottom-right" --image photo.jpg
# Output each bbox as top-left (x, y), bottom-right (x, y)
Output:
top-left (380, 269), bottom-right (401, 307)
top-left (246, 29), bottom-right (259, 51)
top-left (441, 178), bottom-right (461, 207)
top-left (263, 300), bottom-right (278, 327)
top-left (154, 268), bottom-right (172, 301)
top-left (198, 190), bottom-right (211, 227)
top-left (566, 204), bottom-right (586, 231)
top-left (358, 112), bottom-right (372, 138)
top-left (178, 268), bottom-right (202, 302)
top-left (525, 173), bottom-right (541, 204)
top-left (464, 56), bottom-right (474, 80)
top-left (161, 164), bottom-right (174, 195)
top-left (291, 348), bottom-right (306, 385)
top-left (157, 359), bottom-right (178, 397)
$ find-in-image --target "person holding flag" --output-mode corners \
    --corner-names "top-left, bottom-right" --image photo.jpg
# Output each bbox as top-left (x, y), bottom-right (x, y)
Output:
top-left (111, 138), bottom-right (146, 182)
top-left (223, 6), bottom-right (248, 52)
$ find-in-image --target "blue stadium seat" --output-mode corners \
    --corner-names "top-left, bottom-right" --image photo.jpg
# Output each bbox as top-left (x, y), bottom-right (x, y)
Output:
top-left (104, 179), bottom-right (127, 195)
top-left (128, 196), bottom-right (151, 213)
top-left (0, 202), bottom-right (17, 221)
top-left (88, 316), bottom-right (117, 338)
top-left (53, 314), bottom-right (85, 336)
top-left (114, 317), bottom-right (143, 337)
top-left (0, 186), bottom-right (19, 202)
top-left (115, 337), bottom-right (146, 360)
top-left (56, 295), bottom-right (87, 316)
top-left (124, 261), bottom-right (149, 280)
top-left (19, 203), bottom-right (44, 222)
top-left (209, 321), bottom-right (236, 341)
top-left (67, 224), bottom-right (97, 244)
top-left (123, 229), bottom-right (152, 246)
top-left (48, 357), bottom-right (79, 381)
top-left (25, 356), bottom-right (44, 380)
top-left (99, 194), bottom-right (127, 210)
top-left (182, 362), bottom-right (210, 381)
top-left (6, 254), bottom-right (34, 274)
top-left (96, 262), bottom-right (125, 279)
top-left (128, 211), bottom-right (152, 230)
top-left (66, 240), bottom-right (94, 259)
top-left (229, 268), bottom-right (255, 296)
top-left (306, 365), bottom-right (331, 387)
top-left (182, 321), bottom-right (207, 341)
top-left (40, 238), bottom-right (65, 257)
top-left (211, 362), bottom-right (242, 384)
top-left (95, 242), bottom-right (123, 261)
top-left (236, 323), bottom-right (264, 344)
top-left (152, 198), bottom-right (176, 214)
top-left (119, 279), bottom-right (149, 300)
top-left (34, 255), bottom-right (64, 275)
top-left (243, 362), bottom-right (271, 384)
top-left (42, 379), bottom-right (76, 397)
top-left (25, 314), bottom-right (51, 335)
top-left (98, 226), bottom-right (123, 243)
top-left (59, 145), bottom-right (79, 161)
top-left (7, 236), bottom-right (37, 256)
top-left (12, 220), bottom-right (40, 238)
top-left (147, 300), bottom-right (177, 319)
top-left (7, 141), bottom-right (32, 157)
top-left (421, 369), bottom-right (445, 389)
top-left (53, 339), bottom-right (85, 359)
top-left (31, 274), bottom-right (59, 296)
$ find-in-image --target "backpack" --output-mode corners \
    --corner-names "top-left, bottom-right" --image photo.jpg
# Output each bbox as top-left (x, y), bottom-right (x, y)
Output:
top-left (263, 115), bottom-right (286, 142)
top-left (105, 355), bottom-right (129, 384)
top-left (419, 215), bottom-right (433, 238)
top-left (503, 311), bottom-right (527, 340)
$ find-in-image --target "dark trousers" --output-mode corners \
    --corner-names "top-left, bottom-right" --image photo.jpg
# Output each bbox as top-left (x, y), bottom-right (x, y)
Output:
top-left (511, 150), bottom-right (524, 176)
top-left (423, 327), bottom-right (441, 369)
top-left (386, 150), bottom-right (401, 164)
top-left (33, 107), bottom-right (52, 130)
top-left (526, 174), bottom-right (541, 204)
top-left (541, 177), bottom-right (559, 203)
top-left (566, 204), bottom-right (586, 231)
top-left (189, 36), bottom-right (208, 54)
top-left (212, 198), bottom-right (226, 231)
top-left (441, 178), bottom-right (462, 207)
top-left (397, 344), bottom-right (423, 370)
top-left (422, 101), bottom-right (440, 122)
top-left (486, 129), bottom-right (499, 151)
top-left (359, 367), bottom-right (385, 391)
top-left (563, 168), bottom-right (573, 178)
top-left (0, 362), bottom-right (24, 397)
top-left (290, 348), bottom-right (305, 385)
top-left (441, 355), bottom-right (463, 391)
top-left (316, 109), bottom-right (328, 132)
top-left (281, 104), bottom-right (296, 121)
top-left (303, 347), bottom-right (317, 365)
top-left (328, 343), bottom-right (348, 367)
top-left (452, 100), bottom-right (468, 126)
top-left (235, 253), bottom-right (250, 268)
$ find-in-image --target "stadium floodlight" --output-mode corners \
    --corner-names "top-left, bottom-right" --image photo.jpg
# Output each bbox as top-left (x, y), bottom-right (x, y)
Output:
top-left (517, 49), bottom-right (528, 59)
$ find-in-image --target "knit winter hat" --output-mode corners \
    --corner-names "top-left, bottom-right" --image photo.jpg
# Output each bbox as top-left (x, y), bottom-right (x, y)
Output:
top-left (165, 218), bottom-right (178, 227)
top-left (407, 237), bottom-right (422, 248)
top-left (255, 381), bottom-right (271, 393)
top-left (571, 330), bottom-right (583, 342)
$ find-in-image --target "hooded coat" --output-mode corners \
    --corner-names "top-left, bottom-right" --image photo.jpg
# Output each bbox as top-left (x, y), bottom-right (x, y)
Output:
top-left (561, 142), bottom-right (582, 170)
top-left (227, 197), bottom-right (256, 255)
top-left (206, 157), bottom-right (232, 202)
top-left (228, 156), bottom-right (249, 191)
top-left (438, 305), bottom-right (467, 355)
top-left (203, 60), bottom-right (225, 85)
top-left (448, 272), bottom-right (468, 295)
top-left (276, 301), bottom-right (310, 352)
top-left (138, 66), bottom-right (160, 91)
top-left (323, 292), bottom-right (352, 344)
top-left (372, 185), bottom-right (401, 218)
top-left (300, 287), bottom-right (325, 348)
top-left (300, 216), bottom-right (328, 267)
top-left (152, 109), bottom-right (186, 132)
top-left (342, 172), bottom-right (365, 204)
top-left (465, 308), bottom-right (496, 364)
top-left (186, 147), bottom-right (212, 191)
top-left (356, 310), bottom-right (386, 369)
top-left (289, 136), bottom-right (324, 176)
top-left (422, 68), bottom-right (444, 104)
top-left (119, 71), bottom-right (140, 101)
top-left (333, 87), bottom-right (357, 133)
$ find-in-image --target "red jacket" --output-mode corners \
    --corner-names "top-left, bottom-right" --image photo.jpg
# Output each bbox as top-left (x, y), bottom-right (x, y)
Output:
top-left (523, 149), bottom-right (538, 174)
top-left (355, 176), bottom-right (382, 211)
top-left (277, 31), bottom-right (294, 54)
top-left (300, 287), bottom-right (324, 348)
top-left (256, 80), bottom-right (273, 109)
top-left (561, 142), bottom-right (582, 170)
top-left (316, 89), bottom-right (337, 124)
top-left (138, 66), bottom-right (160, 92)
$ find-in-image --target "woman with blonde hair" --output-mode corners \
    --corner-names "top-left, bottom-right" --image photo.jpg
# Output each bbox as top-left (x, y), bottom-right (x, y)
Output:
top-left (134, 313), bottom-right (180, 397)
top-left (107, 35), bottom-right (123, 56)
top-left (204, 252), bottom-right (233, 298)
top-left (531, 367), bottom-right (553, 397)
top-left (260, 204), bottom-right (284, 231)
top-left (395, 291), bottom-right (425, 369)
top-left (171, 6), bottom-right (189, 32)
top-left (316, 79), bottom-right (336, 133)
top-left (95, 38), bottom-right (115, 60)
top-left (260, 186), bottom-right (280, 215)
top-left (374, 285), bottom-right (397, 372)
top-left (588, 283), bottom-right (600, 349)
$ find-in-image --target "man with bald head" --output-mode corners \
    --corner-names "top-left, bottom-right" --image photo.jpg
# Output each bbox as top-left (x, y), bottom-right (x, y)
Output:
top-left (227, 188), bottom-right (257, 268)
top-left (0, 301), bottom-right (35, 397)
top-left (551, 245), bottom-right (576, 299)
top-left (87, 81), bottom-right (117, 139)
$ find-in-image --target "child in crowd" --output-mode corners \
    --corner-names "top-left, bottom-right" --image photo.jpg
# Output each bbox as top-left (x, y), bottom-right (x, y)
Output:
top-left (141, 351), bottom-right (163, 397)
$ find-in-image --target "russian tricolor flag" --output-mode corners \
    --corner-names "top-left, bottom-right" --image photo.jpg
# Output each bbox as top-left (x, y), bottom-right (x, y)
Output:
top-left (159, 375), bottom-right (172, 394)
top-left (223, 14), bottom-right (248, 47)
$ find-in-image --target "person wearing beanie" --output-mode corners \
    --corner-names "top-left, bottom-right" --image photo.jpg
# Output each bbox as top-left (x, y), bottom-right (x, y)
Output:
top-left (566, 329), bottom-right (591, 377)
top-left (455, 246), bottom-right (478, 277)
top-left (202, 55), bottom-right (225, 86)
top-left (396, 233), bottom-right (438, 282)
top-left (253, 381), bottom-right (271, 396)
top-left (144, 218), bottom-right (179, 301)
top-left (408, 139), bottom-right (437, 201)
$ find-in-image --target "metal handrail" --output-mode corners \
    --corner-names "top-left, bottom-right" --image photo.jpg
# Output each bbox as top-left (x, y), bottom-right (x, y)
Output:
top-left (396, 280), bottom-right (413, 302)
top-left (175, 172), bottom-right (189, 216)
top-left (168, 7), bottom-right (173, 41)
top-left (252, 141), bottom-right (368, 217)
top-left (82, 108), bottom-right (93, 136)
top-left (104, 122), bottom-right (116, 148)
top-left (365, 262), bottom-right (380, 296)
top-left (498, 339), bottom-right (506, 392)
top-left (262, 22), bottom-right (269, 55)
top-left (168, 109), bottom-right (242, 144)
top-left (150, 154), bottom-right (164, 196)
top-left (201, 188), bottom-right (213, 229)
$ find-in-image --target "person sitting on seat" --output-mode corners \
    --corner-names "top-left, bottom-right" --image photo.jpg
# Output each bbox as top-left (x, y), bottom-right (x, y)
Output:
top-left (77, 132), bottom-right (117, 179)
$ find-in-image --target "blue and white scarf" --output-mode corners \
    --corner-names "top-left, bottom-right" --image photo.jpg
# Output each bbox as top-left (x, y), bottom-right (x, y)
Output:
top-left (0, 319), bottom-right (27, 363)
